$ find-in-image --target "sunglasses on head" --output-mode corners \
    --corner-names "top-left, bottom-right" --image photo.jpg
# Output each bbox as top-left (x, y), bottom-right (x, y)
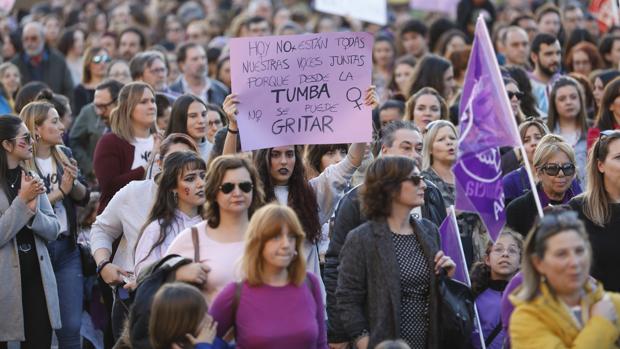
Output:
top-left (540, 163), bottom-right (576, 176)
top-left (507, 91), bottom-right (524, 100)
top-left (595, 130), bottom-right (620, 158)
top-left (92, 54), bottom-right (111, 64)
top-left (219, 181), bottom-right (253, 194)
top-left (405, 174), bottom-right (424, 186)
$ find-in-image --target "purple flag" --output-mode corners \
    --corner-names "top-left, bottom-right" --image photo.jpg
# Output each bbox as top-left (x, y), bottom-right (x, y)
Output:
top-left (454, 16), bottom-right (522, 241)
top-left (439, 207), bottom-right (469, 285)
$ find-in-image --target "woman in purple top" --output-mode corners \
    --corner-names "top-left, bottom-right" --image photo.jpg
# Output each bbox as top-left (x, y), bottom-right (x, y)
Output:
top-left (210, 203), bottom-right (327, 349)
top-left (469, 230), bottom-right (523, 349)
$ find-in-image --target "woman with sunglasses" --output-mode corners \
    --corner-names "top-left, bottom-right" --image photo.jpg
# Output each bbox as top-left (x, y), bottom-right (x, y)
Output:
top-left (499, 78), bottom-right (528, 176)
top-left (506, 135), bottom-right (581, 237)
top-left (0, 115), bottom-right (60, 348)
top-left (134, 151), bottom-right (206, 277)
top-left (73, 46), bottom-right (110, 116)
top-left (20, 100), bottom-right (90, 348)
top-left (569, 130), bottom-right (620, 292)
top-left (337, 156), bottom-right (455, 349)
top-left (587, 76), bottom-right (620, 151)
top-left (166, 155), bottom-right (265, 304)
top-left (509, 210), bottom-right (620, 348)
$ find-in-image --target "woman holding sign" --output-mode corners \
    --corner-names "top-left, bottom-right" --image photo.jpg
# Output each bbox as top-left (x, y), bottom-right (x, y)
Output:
top-left (221, 87), bottom-right (376, 285)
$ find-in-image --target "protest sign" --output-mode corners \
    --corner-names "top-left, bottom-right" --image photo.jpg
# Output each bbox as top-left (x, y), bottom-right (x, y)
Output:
top-left (230, 32), bottom-right (374, 151)
top-left (409, 0), bottom-right (458, 17)
top-left (314, 0), bottom-right (387, 25)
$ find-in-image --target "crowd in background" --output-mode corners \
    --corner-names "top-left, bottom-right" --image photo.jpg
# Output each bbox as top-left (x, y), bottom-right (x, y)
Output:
top-left (1, 0), bottom-right (620, 348)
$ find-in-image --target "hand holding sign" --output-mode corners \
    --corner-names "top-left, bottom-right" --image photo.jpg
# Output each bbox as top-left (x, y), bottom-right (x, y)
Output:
top-left (222, 94), bottom-right (239, 126)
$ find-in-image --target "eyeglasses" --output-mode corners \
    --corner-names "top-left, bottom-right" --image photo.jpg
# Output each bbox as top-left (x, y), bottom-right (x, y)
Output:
top-left (596, 129), bottom-right (620, 159)
top-left (507, 91), bottom-right (524, 100)
top-left (94, 100), bottom-right (116, 110)
top-left (92, 54), bottom-right (111, 64)
top-left (491, 246), bottom-right (520, 256)
top-left (9, 133), bottom-right (33, 145)
top-left (540, 163), bottom-right (576, 176)
top-left (404, 174), bottom-right (424, 186)
top-left (219, 181), bottom-right (253, 194)
top-left (208, 120), bottom-right (222, 127)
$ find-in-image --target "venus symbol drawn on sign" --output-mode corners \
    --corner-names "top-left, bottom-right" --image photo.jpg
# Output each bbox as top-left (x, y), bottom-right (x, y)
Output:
top-left (346, 87), bottom-right (362, 110)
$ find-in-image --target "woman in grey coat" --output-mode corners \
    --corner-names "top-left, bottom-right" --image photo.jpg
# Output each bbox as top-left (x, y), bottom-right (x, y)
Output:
top-left (0, 115), bottom-right (61, 348)
top-left (336, 156), bottom-right (455, 349)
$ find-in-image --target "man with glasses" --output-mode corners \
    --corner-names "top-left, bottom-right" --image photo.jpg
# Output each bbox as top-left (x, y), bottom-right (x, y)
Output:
top-left (70, 79), bottom-right (124, 184)
top-left (129, 51), bottom-right (172, 94)
top-left (11, 21), bottom-right (74, 98)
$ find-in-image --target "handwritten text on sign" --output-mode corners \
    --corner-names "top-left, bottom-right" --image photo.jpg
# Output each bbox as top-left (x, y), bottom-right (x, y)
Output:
top-left (230, 32), bottom-right (373, 151)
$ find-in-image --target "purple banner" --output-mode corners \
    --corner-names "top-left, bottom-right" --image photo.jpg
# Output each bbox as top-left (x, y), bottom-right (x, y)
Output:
top-left (439, 208), bottom-right (469, 285)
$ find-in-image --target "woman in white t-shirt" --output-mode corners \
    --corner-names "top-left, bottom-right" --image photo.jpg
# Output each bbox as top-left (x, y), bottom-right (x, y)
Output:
top-left (20, 99), bottom-right (89, 349)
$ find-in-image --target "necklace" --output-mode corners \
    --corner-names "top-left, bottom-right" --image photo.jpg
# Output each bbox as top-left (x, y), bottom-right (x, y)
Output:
top-left (9, 171), bottom-right (19, 189)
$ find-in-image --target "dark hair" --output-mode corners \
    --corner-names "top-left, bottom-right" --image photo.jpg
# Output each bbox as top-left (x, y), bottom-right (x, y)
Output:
top-left (598, 34), bottom-right (620, 67)
top-left (36, 89), bottom-right (69, 118)
top-left (428, 18), bottom-right (458, 53)
top-left (531, 33), bottom-right (559, 55)
top-left (120, 27), bottom-right (147, 50)
top-left (129, 51), bottom-right (166, 80)
top-left (361, 156), bottom-right (416, 220)
top-left (596, 77), bottom-right (620, 130)
top-left (176, 42), bottom-right (202, 64)
top-left (379, 99), bottom-right (406, 116)
top-left (166, 94), bottom-right (208, 140)
top-left (155, 93), bottom-right (171, 119)
top-left (564, 28), bottom-right (596, 60)
top-left (57, 28), bottom-right (84, 56)
top-left (400, 19), bottom-right (428, 37)
top-left (435, 29), bottom-right (467, 56)
top-left (136, 151), bottom-right (206, 266)
top-left (388, 56), bottom-right (416, 97)
top-left (253, 146), bottom-right (321, 243)
top-left (205, 103), bottom-right (227, 126)
top-left (305, 143), bottom-right (349, 175)
top-left (160, 133), bottom-right (198, 160)
top-left (409, 54), bottom-right (452, 100)
top-left (95, 79), bottom-right (124, 101)
top-left (0, 115), bottom-right (24, 194)
top-left (569, 72), bottom-right (595, 113)
top-left (372, 35), bottom-right (395, 66)
top-left (504, 66), bottom-right (540, 117)
top-left (244, 15), bottom-right (270, 30)
top-left (546, 76), bottom-right (588, 136)
top-left (14, 81), bottom-right (49, 114)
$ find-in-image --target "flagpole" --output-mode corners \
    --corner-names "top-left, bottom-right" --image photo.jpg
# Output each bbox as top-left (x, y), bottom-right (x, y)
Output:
top-left (474, 15), bottom-right (545, 219)
top-left (447, 206), bottom-right (486, 349)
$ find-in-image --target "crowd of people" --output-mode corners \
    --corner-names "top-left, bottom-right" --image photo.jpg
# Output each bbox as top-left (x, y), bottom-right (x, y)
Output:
top-left (1, 0), bottom-right (620, 348)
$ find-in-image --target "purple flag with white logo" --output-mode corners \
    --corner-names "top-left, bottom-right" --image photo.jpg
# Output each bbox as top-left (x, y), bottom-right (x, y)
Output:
top-left (454, 16), bottom-right (522, 241)
top-left (439, 207), bottom-right (469, 285)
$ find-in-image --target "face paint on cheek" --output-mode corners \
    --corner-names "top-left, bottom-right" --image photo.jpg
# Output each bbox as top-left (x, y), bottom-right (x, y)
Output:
top-left (16, 141), bottom-right (27, 149)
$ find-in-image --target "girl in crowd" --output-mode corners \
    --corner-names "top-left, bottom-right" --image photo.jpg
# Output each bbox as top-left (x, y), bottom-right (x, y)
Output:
top-left (205, 104), bottom-right (226, 145)
top-left (93, 82), bottom-right (160, 213)
top-left (504, 66), bottom-right (541, 118)
top-left (587, 76), bottom-right (620, 150)
top-left (388, 56), bottom-right (416, 100)
top-left (372, 35), bottom-right (396, 102)
top-left (470, 230), bottom-right (522, 349)
top-left (220, 88), bottom-right (375, 282)
top-left (506, 135), bottom-right (582, 237)
top-left (166, 155), bottom-right (265, 304)
top-left (304, 144), bottom-right (349, 180)
top-left (435, 29), bottom-right (467, 58)
top-left (409, 54), bottom-right (456, 104)
top-left (509, 211), bottom-right (620, 347)
top-left (155, 93), bottom-right (172, 133)
top-left (91, 133), bottom-right (198, 339)
top-left (36, 90), bottom-right (73, 145)
top-left (134, 151), bottom-right (206, 276)
top-left (210, 203), bottom-right (327, 349)
top-left (565, 42), bottom-right (603, 78)
top-left (20, 100), bottom-right (89, 348)
top-left (107, 60), bottom-right (132, 85)
top-left (0, 62), bottom-right (20, 113)
top-left (216, 57), bottom-right (231, 90)
top-left (545, 76), bottom-right (588, 186)
top-left (150, 283), bottom-right (228, 349)
top-left (57, 28), bottom-right (86, 85)
top-left (421, 120), bottom-right (490, 265)
top-left (591, 69), bottom-right (620, 118)
top-left (337, 156), bottom-right (455, 348)
top-left (504, 77), bottom-right (525, 125)
top-left (503, 118), bottom-right (550, 203)
top-left (166, 94), bottom-right (214, 162)
top-left (569, 130), bottom-right (620, 292)
top-left (404, 87), bottom-right (449, 133)
top-left (0, 115), bottom-right (60, 348)
top-left (73, 46), bottom-right (110, 115)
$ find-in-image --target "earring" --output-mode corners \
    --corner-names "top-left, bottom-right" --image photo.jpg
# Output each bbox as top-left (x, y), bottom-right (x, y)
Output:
top-left (35, 134), bottom-right (40, 141)
top-left (173, 192), bottom-right (178, 204)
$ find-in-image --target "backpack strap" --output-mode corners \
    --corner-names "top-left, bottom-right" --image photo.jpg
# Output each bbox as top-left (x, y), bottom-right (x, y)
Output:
top-left (485, 322), bottom-right (503, 347)
top-left (191, 226), bottom-right (200, 262)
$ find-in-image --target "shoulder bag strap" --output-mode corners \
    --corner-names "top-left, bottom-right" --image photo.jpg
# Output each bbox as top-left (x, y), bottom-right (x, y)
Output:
top-left (485, 322), bottom-right (503, 347)
top-left (191, 226), bottom-right (200, 262)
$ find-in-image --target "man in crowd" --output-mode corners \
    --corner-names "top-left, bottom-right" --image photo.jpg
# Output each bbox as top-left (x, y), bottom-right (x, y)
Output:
top-left (501, 26), bottom-right (530, 68)
top-left (398, 19), bottom-right (429, 59)
top-left (118, 27), bottom-right (146, 61)
top-left (129, 51), bottom-right (171, 93)
top-left (529, 33), bottom-right (562, 114)
top-left (561, 2), bottom-right (585, 37)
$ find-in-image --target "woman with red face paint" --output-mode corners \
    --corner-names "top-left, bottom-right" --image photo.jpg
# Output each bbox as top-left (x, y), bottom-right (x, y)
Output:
top-left (0, 115), bottom-right (60, 348)
top-left (134, 151), bottom-right (207, 277)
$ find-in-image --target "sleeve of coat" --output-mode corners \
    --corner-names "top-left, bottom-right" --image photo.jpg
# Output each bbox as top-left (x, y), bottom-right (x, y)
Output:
top-left (0, 196), bottom-right (36, 247)
top-left (325, 190), bottom-right (361, 342)
top-left (93, 134), bottom-right (145, 201)
top-left (336, 230), bottom-right (370, 339)
top-left (28, 193), bottom-right (61, 242)
top-left (510, 304), bottom-right (620, 349)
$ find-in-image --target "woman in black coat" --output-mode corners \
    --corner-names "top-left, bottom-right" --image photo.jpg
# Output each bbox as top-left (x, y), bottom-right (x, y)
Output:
top-left (336, 156), bottom-right (455, 349)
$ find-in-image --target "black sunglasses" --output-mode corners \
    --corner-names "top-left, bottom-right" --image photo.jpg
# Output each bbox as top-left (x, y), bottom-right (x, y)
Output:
top-left (405, 174), bottom-right (425, 186)
top-left (507, 91), bottom-right (524, 100)
top-left (540, 163), bottom-right (576, 176)
top-left (219, 181), bottom-right (253, 194)
top-left (92, 54), bottom-right (111, 64)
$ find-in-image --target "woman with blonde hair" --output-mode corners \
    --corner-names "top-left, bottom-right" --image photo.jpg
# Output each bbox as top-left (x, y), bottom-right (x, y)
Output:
top-left (0, 62), bottom-right (20, 113)
top-left (404, 87), bottom-right (449, 133)
top-left (93, 82), bottom-right (160, 213)
top-left (166, 155), bottom-right (265, 304)
top-left (73, 46), bottom-right (110, 115)
top-left (210, 203), bottom-right (327, 349)
top-left (509, 210), bottom-right (620, 348)
top-left (569, 130), bottom-right (620, 292)
top-left (506, 134), bottom-right (582, 237)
